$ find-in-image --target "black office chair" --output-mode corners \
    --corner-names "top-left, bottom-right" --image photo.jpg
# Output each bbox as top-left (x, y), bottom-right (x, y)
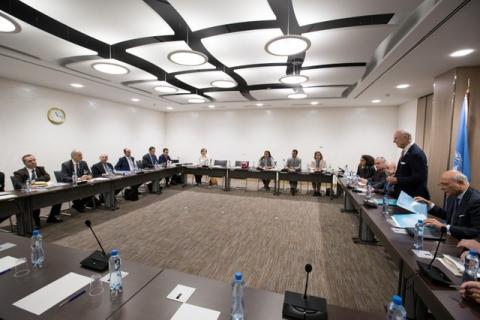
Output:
top-left (214, 160), bottom-right (227, 167)
top-left (136, 160), bottom-right (144, 169)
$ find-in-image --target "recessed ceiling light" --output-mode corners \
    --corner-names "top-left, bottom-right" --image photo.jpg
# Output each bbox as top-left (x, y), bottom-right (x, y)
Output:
top-left (371, 99), bottom-right (381, 103)
top-left (256, 103), bottom-right (264, 107)
top-left (131, 98), bottom-right (140, 102)
top-left (310, 101), bottom-right (319, 105)
top-left (92, 62), bottom-right (129, 75)
top-left (449, 49), bottom-right (474, 57)
top-left (208, 105), bottom-right (216, 109)
top-left (279, 74), bottom-right (309, 84)
top-left (265, 35), bottom-right (311, 56)
top-left (210, 80), bottom-right (236, 88)
top-left (188, 98), bottom-right (205, 103)
top-left (396, 84), bottom-right (410, 89)
top-left (154, 86), bottom-right (178, 94)
top-left (70, 83), bottom-right (84, 88)
top-left (168, 50), bottom-right (208, 66)
top-left (0, 13), bottom-right (20, 33)
top-left (166, 107), bottom-right (174, 110)
top-left (288, 90), bottom-right (307, 99)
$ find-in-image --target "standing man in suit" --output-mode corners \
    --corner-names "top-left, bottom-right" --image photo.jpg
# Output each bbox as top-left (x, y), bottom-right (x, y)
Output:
top-left (387, 129), bottom-right (430, 199)
top-left (142, 146), bottom-right (158, 169)
top-left (13, 154), bottom-right (62, 227)
top-left (115, 148), bottom-right (137, 171)
top-left (415, 170), bottom-right (480, 240)
top-left (286, 149), bottom-right (302, 195)
top-left (60, 150), bottom-right (93, 212)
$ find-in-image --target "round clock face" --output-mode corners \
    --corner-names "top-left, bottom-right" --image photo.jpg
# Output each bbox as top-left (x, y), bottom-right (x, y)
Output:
top-left (47, 107), bottom-right (66, 124)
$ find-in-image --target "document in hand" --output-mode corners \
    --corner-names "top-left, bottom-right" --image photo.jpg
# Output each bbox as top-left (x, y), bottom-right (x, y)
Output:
top-left (396, 191), bottom-right (428, 215)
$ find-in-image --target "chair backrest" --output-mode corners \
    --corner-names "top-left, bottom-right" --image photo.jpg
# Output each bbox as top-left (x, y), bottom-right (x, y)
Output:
top-left (54, 171), bottom-right (62, 183)
top-left (136, 160), bottom-right (144, 169)
top-left (214, 160), bottom-right (227, 167)
top-left (234, 161), bottom-right (242, 167)
top-left (10, 176), bottom-right (18, 188)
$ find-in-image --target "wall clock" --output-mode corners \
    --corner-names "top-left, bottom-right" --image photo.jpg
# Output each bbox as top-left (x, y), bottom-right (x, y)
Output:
top-left (47, 107), bottom-right (66, 124)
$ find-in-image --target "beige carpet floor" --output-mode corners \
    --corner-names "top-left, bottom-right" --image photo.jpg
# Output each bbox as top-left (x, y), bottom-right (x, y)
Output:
top-left (44, 185), bottom-right (396, 314)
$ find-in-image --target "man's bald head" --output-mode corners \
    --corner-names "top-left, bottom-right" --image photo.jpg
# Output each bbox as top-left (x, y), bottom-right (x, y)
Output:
top-left (439, 170), bottom-right (469, 197)
top-left (393, 129), bottom-right (412, 149)
top-left (385, 162), bottom-right (396, 176)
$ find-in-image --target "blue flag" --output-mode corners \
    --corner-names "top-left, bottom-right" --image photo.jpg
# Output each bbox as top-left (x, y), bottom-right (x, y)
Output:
top-left (453, 94), bottom-right (471, 180)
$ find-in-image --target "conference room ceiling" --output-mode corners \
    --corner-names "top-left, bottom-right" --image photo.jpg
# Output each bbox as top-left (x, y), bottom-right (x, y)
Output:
top-left (0, 0), bottom-right (478, 112)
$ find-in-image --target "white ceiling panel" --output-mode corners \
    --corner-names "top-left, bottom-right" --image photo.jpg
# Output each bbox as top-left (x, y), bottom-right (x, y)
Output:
top-left (293, 0), bottom-right (422, 26)
top-left (0, 10), bottom-right (96, 61)
top-left (201, 29), bottom-right (287, 67)
top-left (127, 80), bottom-right (189, 95)
top-left (163, 94), bottom-right (211, 104)
top-left (126, 41), bottom-right (216, 73)
top-left (169, 0), bottom-right (276, 32)
top-left (301, 67), bottom-right (366, 86)
top-left (303, 86), bottom-right (347, 98)
top-left (303, 25), bottom-right (394, 66)
top-left (204, 91), bottom-right (249, 102)
top-left (234, 66), bottom-right (288, 85)
top-left (250, 88), bottom-right (293, 100)
top-left (66, 58), bottom-right (157, 83)
top-left (20, 0), bottom-right (174, 45)
top-left (175, 71), bottom-right (236, 89)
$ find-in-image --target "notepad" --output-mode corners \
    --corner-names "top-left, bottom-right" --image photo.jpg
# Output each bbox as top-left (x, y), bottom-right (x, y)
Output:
top-left (391, 213), bottom-right (426, 228)
top-left (397, 191), bottom-right (427, 215)
top-left (0, 242), bottom-right (16, 252)
top-left (170, 303), bottom-right (220, 320)
top-left (0, 256), bottom-right (25, 273)
top-left (13, 272), bottom-right (92, 315)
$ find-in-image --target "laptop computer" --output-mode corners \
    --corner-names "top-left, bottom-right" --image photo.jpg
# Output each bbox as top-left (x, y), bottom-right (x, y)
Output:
top-left (406, 226), bottom-right (444, 241)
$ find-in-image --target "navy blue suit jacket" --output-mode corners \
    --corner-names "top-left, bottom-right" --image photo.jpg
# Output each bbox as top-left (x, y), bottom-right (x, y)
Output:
top-left (60, 160), bottom-right (91, 182)
top-left (115, 156), bottom-right (136, 171)
top-left (91, 162), bottom-right (114, 178)
top-left (394, 143), bottom-right (430, 199)
top-left (142, 154), bottom-right (158, 169)
top-left (158, 154), bottom-right (171, 164)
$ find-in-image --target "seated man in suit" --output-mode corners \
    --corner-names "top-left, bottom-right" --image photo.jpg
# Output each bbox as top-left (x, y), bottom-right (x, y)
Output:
top-left (142, 146), bottom-right (158, 169)
top-left (415, 170), bottom-right (480, 240)
top-left (115, 148), bottom-right (137, 171)
top-left (360, 157), bottom-right (387, 190)
top-left (286, 149), bottom-right (302, 196)
top-left (387, 129), bottom-right (430, 199)
top-left (13, 154), bottom-right (62, 227)
top-left (374, 162), bottom-right (396, 194)
top-left (158, 147), bottom-right (175, 186)
top-left (60, 150), bottom-right (93, 213)
top-left (92, 154), bottom-right (121, 204)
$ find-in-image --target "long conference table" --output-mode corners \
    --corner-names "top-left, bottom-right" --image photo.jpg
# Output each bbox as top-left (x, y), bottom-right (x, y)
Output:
top-left (338, 178), bottom-right (480, 320)
top-left (0, 166), bottom-right (335, 236)
top-left (0, 232), bottom-right (383, 319)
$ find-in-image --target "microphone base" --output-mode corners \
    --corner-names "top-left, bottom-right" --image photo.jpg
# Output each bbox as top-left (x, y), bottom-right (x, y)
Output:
top-left (80, 250), bottom-right (110, 272)
top-left (282, 290), bottom-right (328, 320)
top-left (417, 261), bottom-right (453, 286)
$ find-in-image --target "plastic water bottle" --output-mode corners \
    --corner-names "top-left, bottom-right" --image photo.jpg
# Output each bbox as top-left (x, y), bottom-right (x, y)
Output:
top-left (109, 249), bottom-right (123, 295)
top-left (72, 173), bottom-right (78, 186)
top-left (386, 295), bottom-right (407, 320)
top-left (463, 250), bottom-right (479, 282)
top-left (365, 182), bottom-right (373, 199)
top-left (25, 178), bottom-right (32, 192)
top-left (231, 272), bottom-right (245, 320)
top-left (31, 229), bottom-right (45, 268)
top-left (413, 220), bottom-right (424, 250)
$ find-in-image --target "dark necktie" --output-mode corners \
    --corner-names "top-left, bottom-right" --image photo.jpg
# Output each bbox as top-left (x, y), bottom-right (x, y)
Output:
top-left (31, 168), bottom-right (37, 180)
top-left (75, 163), bottom-right (80, 175)
top-left (448, 198), bottom-right (460, 224)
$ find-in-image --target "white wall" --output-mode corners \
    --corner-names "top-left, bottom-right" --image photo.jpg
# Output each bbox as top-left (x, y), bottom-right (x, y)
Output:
top-left (165, 106), bottom-right (401, 170)
top-left (0, 78), bottom-right (166, 189)
top-left (398, 99), bottom-right (417, 141)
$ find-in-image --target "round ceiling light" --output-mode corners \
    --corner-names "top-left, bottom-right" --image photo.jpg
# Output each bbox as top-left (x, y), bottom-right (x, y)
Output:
top-left (279, 74), bottom-right (309, 84)
top-left (92, 62), bottom-right (129, 75)
top-left (188, 98), bottom-right (205, 103)
top-left (265, 35), bottom-right (311, 56)
top-left (371, 99), bottom-right (381, 104)
top-left (154, 86), bottom-right (178, 94)
top-left (396, 83), bottom-right (410, 89)
top-left (210, 80), bottom-right (236, 88)
top-left (70, 83), bottom-right (84, 88)
top-left (449, 49), bottom-right (474, 57)
top-left (168, 50), bottom-right (208, 66)
top-left (288, 91), bottom-right (307, 99)
top-left (256, 103), bottom-right (264, 107)
top-left (0, 13), bottom-right (20, 33)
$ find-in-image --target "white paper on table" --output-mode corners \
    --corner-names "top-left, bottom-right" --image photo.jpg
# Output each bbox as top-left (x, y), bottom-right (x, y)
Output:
top-left (170, 303), bottom-right (220, 320)
top-left (0, 194), bottom-right (17, 200)
top-left (13, 272), bottom-right (92, 315)
top-left (397, 191), bottom-right (428, 215)
top-left (91, 177), bottom-right (109, 182)
top-left (412, 250), bottom-right (433, 259)
top-left (0, 256), bottom-right (25, 273)
top-left (166, 284), bottom-right (196, 303)
top-left (391, 227), bottom-right (408, 234)
top-left (0, 242), bottom-right (16, 252)
top-left (100, 271), bottom-right (128, 283)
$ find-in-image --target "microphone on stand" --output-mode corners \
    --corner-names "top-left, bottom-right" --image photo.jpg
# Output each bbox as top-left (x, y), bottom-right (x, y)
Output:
top-left (80, 220), bottom-right (110, 271)
top-left (303, 264), bottom-right (312, 299)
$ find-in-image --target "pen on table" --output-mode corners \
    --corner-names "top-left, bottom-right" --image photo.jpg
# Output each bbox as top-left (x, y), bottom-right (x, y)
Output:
top-left (0, 268), bottom-right (11, 275)
top-left (176, 293), bottom-right (182, 300)
top-left (59, 290), bottom-right (86, 307)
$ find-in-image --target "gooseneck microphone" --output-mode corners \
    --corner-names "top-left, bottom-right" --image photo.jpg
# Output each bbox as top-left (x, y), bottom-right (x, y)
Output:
top-left (303, 264), bottom-right (312, 299)
top-left (427, 226), bottom-right (447, 269)
top-left (85, 220), bottom-right (107, 256)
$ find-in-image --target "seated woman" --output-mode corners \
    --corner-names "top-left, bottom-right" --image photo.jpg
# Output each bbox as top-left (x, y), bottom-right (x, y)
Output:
top-left (356, 154), bottom-right (376, 179)
top-left (309, 151), bottom-right (326, 196)
top-left (258, 150), bottom-right (275, 190)
top-left (195, 148), bottom-right (210, 185)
